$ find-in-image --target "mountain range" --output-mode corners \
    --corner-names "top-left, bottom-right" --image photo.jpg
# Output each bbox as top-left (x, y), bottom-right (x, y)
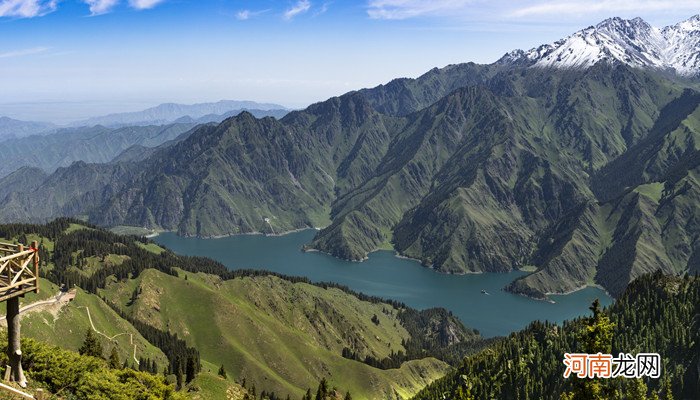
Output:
top-left (0, 100), bottom-right (288, 143)
top-left (70, 100), bottom-right (288, 127)
top-left (0, 123), bottom-right (198, 179)
top-left (1, 15), bottom-right (699, 300)
top-left (0, 116), bottom-right (56, 140)
top-left (0, 107), bottom-right (290, 179)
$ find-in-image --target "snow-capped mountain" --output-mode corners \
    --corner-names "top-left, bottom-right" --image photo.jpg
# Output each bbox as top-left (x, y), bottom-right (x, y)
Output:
top-left (499, 15), bottom-right (700, 77)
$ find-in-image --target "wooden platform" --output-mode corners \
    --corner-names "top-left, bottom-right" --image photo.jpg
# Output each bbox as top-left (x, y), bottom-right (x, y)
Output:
top-left (0, 242), bottom-right (39, 303)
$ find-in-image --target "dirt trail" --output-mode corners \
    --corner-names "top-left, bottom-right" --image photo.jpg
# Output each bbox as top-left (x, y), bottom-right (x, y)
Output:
top-left (0, 289), bottom-right (139, 365)
top-left (76, 305), bottom-right (140, 365)
top-left (0, 289), bottom-right (76, 324)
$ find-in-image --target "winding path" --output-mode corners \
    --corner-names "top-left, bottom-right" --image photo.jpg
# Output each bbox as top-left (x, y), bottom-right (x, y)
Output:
top-left (76, 305), bottom-right (140, 365)
top-left (0, 290), bottom-right (140, 366)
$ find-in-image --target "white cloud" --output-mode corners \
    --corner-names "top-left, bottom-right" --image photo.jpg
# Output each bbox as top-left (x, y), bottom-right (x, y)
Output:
top-left (236, 9), bottom-right (269, 20)
top-left (0, 0), bottom-right (57, 18)
top-left (128, 0), bottom-right (165, 10)
top-left (314, 1), bottom-right (330, 16)
top-left (284, 0), bottom-right (311, 20)
top-left (509, 0), bottom-right (700, 18)
top-left (236, 9), bottom-right (251, 20)
top-left (365, 0), bottom-right (700, 22)
top-left (83, 0), bottom-right (119, 15)
top-left (0, 46), bottom-right (49, 58)
top-left (366, 0), bottom-right (472, 20)
top-left (0, 0), bottom-right (167, 17)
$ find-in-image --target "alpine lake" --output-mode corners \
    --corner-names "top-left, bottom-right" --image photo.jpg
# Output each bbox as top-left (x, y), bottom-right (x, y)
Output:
top-left (155, 229), bottom-right (612, 338)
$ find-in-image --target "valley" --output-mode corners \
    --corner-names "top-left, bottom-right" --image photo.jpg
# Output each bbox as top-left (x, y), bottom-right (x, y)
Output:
top-left (0, 219), bottom-right (481, 399)
top-left (154, 229), bottom-right (612, 338)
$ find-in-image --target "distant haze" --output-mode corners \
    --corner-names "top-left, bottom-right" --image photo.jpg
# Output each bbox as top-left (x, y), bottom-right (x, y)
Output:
top-left (0, 101), bottom-right (172, 125)
top-left (72, 100), bottom-right (288, 127)
top-left (0, 100), bottom-right (289, 126)
top-left (2, 1), bottom-right (698, 123)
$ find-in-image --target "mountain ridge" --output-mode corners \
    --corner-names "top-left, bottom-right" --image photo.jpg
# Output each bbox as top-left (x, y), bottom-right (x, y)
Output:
top-left (499, 15), bottom-right (700, 77)
top-left (0, 116), bottom-right (56, 139)
top-left (72, 100), bottom-right (288, 127)
top-left (0, 123), bottom-right (198, 178)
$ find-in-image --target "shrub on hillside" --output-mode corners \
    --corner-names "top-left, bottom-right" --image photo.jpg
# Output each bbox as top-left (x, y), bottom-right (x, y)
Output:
top-left (0, 332), bottom-right (184, 400)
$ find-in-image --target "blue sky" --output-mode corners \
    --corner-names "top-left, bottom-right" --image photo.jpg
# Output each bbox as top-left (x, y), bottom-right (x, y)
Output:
top-left (1, 0), bottom-right (698, 123)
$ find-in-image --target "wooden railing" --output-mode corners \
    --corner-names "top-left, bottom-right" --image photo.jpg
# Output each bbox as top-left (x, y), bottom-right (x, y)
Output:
top-left (0, 381), bottom-right (37, 399)
top-left (0, 242), bottom-right (39, 303)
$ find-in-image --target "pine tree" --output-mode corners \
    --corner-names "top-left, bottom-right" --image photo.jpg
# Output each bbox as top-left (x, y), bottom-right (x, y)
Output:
top-left (175, 361), bottom-right (183, 390)
top-left (561, 299), bottom-right (617, 400)
top-left (344, 391), bottom-right (352, 400)
top-left (661, 376), bottom-right (674, 400)
top-left (628, 378), bottom-right (648, 400)
top-left (315, 378), bottom-right (328, 400)
top-left (218, 364), bottom-right (227, 379)
top-left (583, 299), bottom-right (614, 354)
top-left (185, 356), bottom-right (197, 383)
top-left (108, 347), bottom-right (120, 369)
top-left (78, 329), bottom-right (103, 358)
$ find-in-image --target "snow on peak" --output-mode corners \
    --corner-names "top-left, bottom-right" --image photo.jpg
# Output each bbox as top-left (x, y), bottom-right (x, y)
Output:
top-left (499, 15), bottom-right (700, 77)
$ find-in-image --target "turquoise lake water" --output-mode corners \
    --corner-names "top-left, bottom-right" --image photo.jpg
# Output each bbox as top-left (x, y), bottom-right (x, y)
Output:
top-left (155, 229), bottom-right (612, 337)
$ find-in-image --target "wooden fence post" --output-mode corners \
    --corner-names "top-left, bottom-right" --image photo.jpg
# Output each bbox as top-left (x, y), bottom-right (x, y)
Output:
top-left (6, 295), bottom-right (26, 387)
top-left (31, 241), bottom-right (38, 295)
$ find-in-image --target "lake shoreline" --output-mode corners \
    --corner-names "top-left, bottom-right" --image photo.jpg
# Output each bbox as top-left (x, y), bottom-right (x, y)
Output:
top-left (147, 226), bottom-right (323, 240)
top-left (547, 283), bottom-right (613, 299)
top-left (149, 228), bottom-right (608, 306)
top-left (154, 230), bottom-right (613, 338)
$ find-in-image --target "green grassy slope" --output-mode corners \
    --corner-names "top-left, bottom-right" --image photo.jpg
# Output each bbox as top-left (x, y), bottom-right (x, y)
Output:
top-left (17, 286), bottom-right (169, 369)
top-left (0, 220), bottom-right (471, 399)
top-left (1, 225), bottom-right (167, 370)
top-left (101, 269), bottom-right (451, 399)
top-left (188, 371), bottom-right (251, 400)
